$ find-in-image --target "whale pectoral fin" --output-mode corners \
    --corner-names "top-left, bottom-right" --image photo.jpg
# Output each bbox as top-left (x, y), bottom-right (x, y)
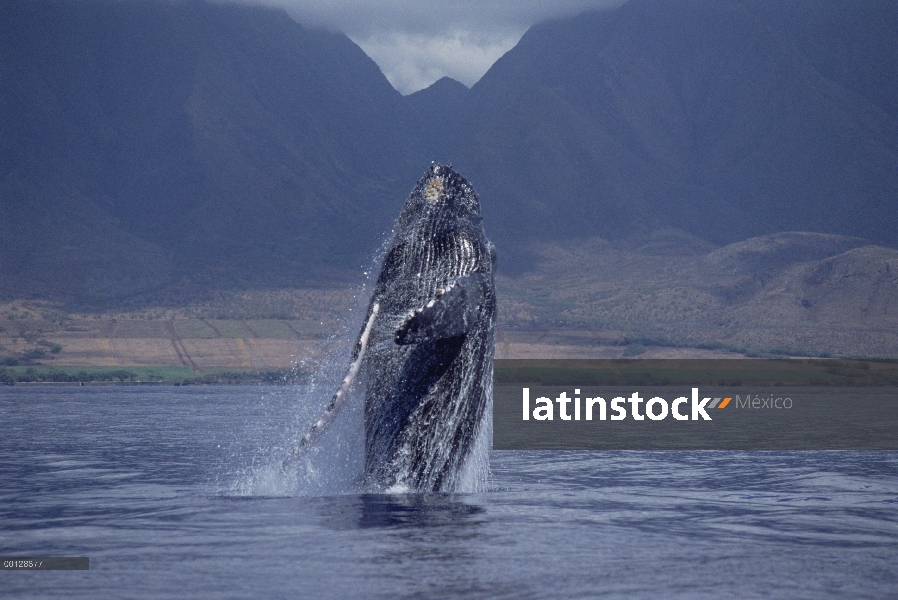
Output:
top-left (395, 273), bottom-right (488, 345)
top-left (282, 303), bottom-right (379, 472)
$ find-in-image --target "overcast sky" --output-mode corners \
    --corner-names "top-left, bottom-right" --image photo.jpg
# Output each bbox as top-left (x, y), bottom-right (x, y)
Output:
top-left (249, 0), bottom-right (625, 94)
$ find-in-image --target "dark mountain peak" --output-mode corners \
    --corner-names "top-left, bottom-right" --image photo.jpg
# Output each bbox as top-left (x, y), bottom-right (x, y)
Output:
top-left (406, 76), bottom-right (469, 118)
top-left (409, 76), bottom-right (469, 98)
top-left (405, 78), bottom-right (470, 164)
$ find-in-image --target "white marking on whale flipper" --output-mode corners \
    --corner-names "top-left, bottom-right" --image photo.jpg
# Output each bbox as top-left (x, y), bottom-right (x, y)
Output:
top-left (281, 302), bottom-right (379, 470)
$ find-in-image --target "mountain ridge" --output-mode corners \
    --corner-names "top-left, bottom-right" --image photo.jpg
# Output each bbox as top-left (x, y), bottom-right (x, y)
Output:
top-left (1, 0), bottom-right (422, 305)
top-left (1, 0), bottom-right (896, 322)
top-left (448, 0), bottom-right (898, 261)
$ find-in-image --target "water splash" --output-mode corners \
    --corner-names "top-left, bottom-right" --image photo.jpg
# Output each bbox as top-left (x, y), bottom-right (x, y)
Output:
top-left (229, 364), bottom-right (492, 497)
top-left (228, 242), bottom-right (388, 497)
top-left (454, 392), bottom-right (493, 493)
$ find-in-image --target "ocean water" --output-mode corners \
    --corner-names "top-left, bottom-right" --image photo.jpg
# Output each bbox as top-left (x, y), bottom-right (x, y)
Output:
top-left (1, 385), bottom-right (896, 599)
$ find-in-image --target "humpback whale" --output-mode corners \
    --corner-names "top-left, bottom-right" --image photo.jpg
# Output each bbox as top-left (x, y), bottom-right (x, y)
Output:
top-left (284, 164), bottom-right (496, 492)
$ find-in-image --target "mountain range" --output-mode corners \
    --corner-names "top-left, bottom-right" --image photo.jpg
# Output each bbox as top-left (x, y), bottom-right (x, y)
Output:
top-left (2, 0), bottom-right (897, 312)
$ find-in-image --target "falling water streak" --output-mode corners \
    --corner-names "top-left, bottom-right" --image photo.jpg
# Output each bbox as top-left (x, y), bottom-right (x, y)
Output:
top-left (228, 236), bottom-right (394, 498)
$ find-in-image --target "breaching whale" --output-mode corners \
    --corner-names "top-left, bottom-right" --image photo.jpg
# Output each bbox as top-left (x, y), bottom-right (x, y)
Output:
top-left (283, 163), bottom-right (497, 492)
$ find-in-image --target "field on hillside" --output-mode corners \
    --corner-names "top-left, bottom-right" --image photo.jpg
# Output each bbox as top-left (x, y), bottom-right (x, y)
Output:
top-left (4, 229), bottom-right (898, 375)
top-left (3, 231), bottom-right (897, 374)
top-left (497, 232), bottom-right (898, 358)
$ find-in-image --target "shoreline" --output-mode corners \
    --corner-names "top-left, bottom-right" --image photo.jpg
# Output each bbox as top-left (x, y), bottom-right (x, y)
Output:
top-left (3, 358), bottom-right (897, 387)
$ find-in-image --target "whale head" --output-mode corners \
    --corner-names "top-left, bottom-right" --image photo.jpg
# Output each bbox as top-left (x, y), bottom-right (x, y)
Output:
top-left (377, 163), bottom-right (495, 304)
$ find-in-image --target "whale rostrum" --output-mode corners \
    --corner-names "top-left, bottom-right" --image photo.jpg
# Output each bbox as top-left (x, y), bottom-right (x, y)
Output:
top-left (283, 163), bottom-right (497, 492)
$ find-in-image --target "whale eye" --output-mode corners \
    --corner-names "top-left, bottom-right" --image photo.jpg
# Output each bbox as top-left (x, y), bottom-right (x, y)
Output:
top-left (425, 177), bottom-right (444, 203)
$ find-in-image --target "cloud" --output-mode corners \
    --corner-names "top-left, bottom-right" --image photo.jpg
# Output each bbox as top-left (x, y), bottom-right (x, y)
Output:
top-left (355, 31), bottom-right (524, 94)
top-left (248, 0), bottom-right (625, 93)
